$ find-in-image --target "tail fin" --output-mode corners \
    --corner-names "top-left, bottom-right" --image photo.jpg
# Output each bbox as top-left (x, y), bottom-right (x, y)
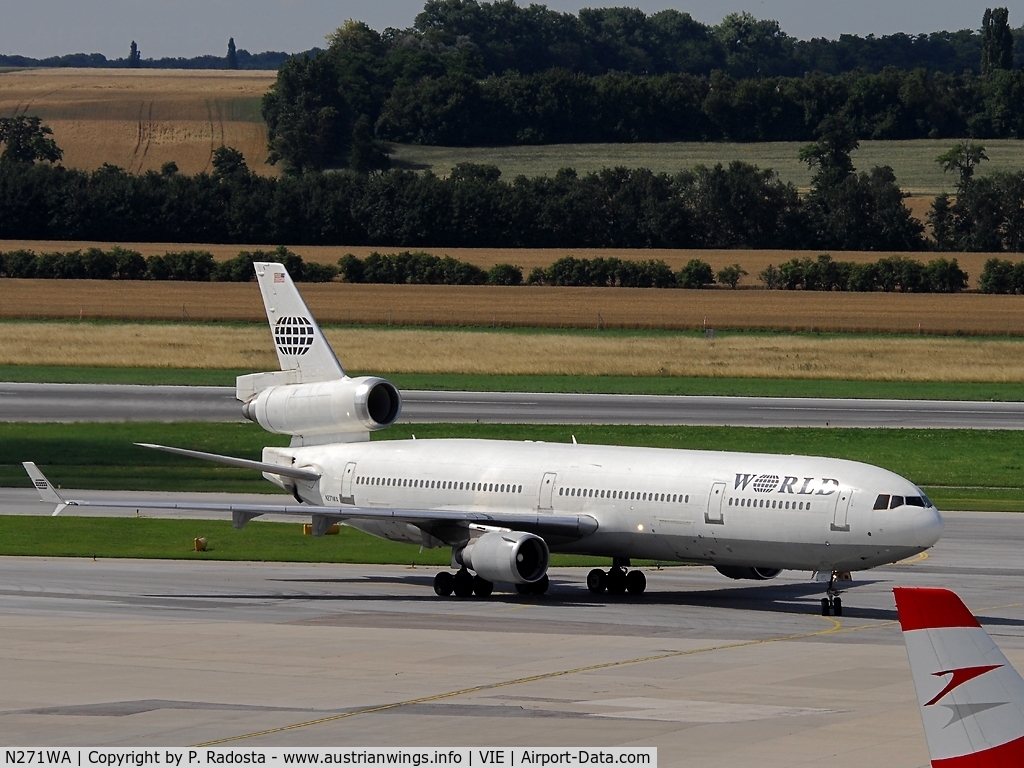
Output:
top-left (895, 587), bottom-right (1024, 766)
top-left (254, 262), bottom-right (344, 383)
top-left (22, 461), bottom-right (68, 515)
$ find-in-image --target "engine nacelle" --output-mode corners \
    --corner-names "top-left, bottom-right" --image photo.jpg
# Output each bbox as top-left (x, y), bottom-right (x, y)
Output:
top-left (715, 566), bottom-right (782, 581)
top-left (459, 530), bottom-right (549, 585)
top-left (242, 376), bottom-right (401, 438)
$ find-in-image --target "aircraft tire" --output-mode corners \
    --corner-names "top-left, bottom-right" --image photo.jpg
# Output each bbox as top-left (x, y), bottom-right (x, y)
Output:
top-left (833, 597), bottom-right (842, 616)
top-left (821, 598), bottom-right (830, 616)
top-left (625, 570), bottom-right (646, 595)
top-left (515, 575), bottom-right (549, 596)
top-left (453, 569), bottom-right (475, 598)
top-left (434, 571), bottom-right (454, 597)
top-left (607, 568), bottom-right (627, 595)
top-left (473, 575), bottom-right (494, 598)
top-left (587, 568), bottom-right (606, 594)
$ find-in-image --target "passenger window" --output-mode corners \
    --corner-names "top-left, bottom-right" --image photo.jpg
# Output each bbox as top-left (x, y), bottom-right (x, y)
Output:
top-left (685, 495), bottom-right (689, 503)
top-left (873, 494), bottom-right (890, 510)
top-left (890, 496), bottom-right (905, 509)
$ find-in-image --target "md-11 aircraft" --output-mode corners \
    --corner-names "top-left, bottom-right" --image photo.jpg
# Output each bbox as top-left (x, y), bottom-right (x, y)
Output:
top-left (25, 262), bottom-right (943, 613)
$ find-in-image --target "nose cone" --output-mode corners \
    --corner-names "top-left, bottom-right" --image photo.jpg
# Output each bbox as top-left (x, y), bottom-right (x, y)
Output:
top-left (913, 507), bottom-right (944, 548)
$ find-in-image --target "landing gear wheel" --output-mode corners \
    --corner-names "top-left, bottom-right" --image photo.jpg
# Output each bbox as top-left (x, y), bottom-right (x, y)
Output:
top-left (434, 571), bottom-right (454, 597)
top-left (453, 569), bottom-right (474, 598)
top-left (587, 568), bottom-right (606, 594)
top-left (472, 575), bottom-right (493, 598)
top-left (821, 597), bottom-right (830, 616)
top-left (606, 567), bottom-right (627, 595)
top-left (832, 597), bottom-right (842, 616)
top-left (625, 570), bottom-right (647, 595)
top-left (515, 574), bottom-right (549, 595)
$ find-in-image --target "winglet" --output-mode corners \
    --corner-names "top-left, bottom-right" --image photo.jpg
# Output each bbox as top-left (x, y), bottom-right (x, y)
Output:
top-left (22, 462), bottom-right (68, 515)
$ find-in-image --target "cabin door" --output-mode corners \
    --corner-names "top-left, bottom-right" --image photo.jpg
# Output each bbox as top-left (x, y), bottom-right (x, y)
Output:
top-left (341, 462), bottom-right (357, 505)
top-left (831, 489), bottom-right (852, 532)
top-left (705, 482), bottom-right (726, 524)
top-left (538, 472), bottom-right (557, 510)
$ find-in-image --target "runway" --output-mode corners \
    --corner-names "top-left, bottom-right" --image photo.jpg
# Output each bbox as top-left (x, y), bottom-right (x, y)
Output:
top-left (3, 381), bottom-right (1024, 428)
top-left (1, 508), bottom-right (1023, 766)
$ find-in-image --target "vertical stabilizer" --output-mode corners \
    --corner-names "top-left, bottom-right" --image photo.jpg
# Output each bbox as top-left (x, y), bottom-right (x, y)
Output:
top-left (895, 587), bottom-right (1024, 766)
top-left (254, 262), bottom-right (344, 383)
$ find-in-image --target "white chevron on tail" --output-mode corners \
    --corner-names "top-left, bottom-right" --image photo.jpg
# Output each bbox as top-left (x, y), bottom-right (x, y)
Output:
top-left (895, 587), bottom-right (1024, 767)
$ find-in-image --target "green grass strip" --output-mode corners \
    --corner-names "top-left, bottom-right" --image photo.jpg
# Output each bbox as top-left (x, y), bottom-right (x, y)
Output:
top-left (3, 365), bottom-right (1024, 401)
top-left (0, 516), bottom-right (615, 567)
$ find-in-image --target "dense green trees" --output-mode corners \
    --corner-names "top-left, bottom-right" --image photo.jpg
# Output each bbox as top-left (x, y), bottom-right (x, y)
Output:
top-left (762, 254), bottom-right (968, 292)
top-left (255, 4), bottom-right (1024, 170)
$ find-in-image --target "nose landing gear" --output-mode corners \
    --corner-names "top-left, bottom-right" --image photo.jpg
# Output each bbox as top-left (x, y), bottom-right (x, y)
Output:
top-left (820, 570), bottom-right (850, 616)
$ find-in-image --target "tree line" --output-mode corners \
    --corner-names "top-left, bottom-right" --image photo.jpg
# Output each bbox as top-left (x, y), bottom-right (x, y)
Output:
top-left (12, 116), bottom-right (1024, 255)
top-left (262, 6), bottom-right (1024, 171)
top-left (0, 129), bottom-right (926, 251)
top-left (0, 246), bottom-right (336, 282)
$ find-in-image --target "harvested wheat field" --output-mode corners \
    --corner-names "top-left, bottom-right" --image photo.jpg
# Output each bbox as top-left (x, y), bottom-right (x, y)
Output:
top-left (3, 321), bottom-right (1024, 381)
top-left (0, 69), bottom-right (277, 175)
top-left (1, 279), bottom-right (1023, 335)
top-left (0, 240), bottom-right (1002, 290)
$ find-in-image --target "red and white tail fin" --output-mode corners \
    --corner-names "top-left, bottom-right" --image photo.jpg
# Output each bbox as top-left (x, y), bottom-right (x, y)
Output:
top-left (894, 587), bottom-right (1024, 766)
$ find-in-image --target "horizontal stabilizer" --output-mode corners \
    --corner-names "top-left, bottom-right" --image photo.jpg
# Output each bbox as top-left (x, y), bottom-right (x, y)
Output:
top-left (135, 443), bottom-right (321, 482)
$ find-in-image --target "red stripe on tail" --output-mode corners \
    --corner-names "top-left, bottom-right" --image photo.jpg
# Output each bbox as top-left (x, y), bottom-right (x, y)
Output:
top-left (894, 587), bottom-right (981, 631)
top-left (932, 733), bottom-right (1024, 767)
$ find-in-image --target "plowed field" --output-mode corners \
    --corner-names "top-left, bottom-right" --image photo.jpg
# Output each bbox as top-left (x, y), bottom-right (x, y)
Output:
top-left (1, 279), bottom-right (1022, 336)
top-left (0, 68), bottom-right (276, 175)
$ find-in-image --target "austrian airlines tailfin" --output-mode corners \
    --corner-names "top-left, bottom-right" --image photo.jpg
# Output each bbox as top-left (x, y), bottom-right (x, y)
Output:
top-left (253, 261), bottom-right (344, 383)
top-left (895, 587), bottom-right (1024, 767)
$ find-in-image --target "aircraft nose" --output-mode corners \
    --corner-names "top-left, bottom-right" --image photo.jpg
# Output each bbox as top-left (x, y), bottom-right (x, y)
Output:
top-left (913, 507), bottom-right (944, 548)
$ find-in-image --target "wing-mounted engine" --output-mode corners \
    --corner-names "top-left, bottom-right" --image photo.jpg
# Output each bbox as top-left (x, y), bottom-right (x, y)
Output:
top-left (715, 566), bottom-right (782, 581)
top-left (240, 376), bottom-right (402, 445)
top-left (456, 530), bottom-right (550, 585)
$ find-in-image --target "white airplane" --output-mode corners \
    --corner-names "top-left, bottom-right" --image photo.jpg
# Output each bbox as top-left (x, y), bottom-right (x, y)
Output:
top-left (895, 587), bottom-right (1024, 766)
top-left (25, 262), bottom-right (943, 613)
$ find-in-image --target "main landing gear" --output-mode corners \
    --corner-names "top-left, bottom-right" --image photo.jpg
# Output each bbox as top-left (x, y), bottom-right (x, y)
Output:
top-left (587, 560), bottom-right (647, 596)
top-left (820, 570), bottom-right (849, 616)
top-left (432, 569), bottom-right (546, 598)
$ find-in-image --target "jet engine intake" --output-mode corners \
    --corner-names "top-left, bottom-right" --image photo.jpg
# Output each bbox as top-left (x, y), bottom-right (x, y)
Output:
top-left (459, 530), bottom-right (549, 585)
top-left (242, 376), bottom-right (401, 437)
top-left (715, 566), bottom-right (782, 581)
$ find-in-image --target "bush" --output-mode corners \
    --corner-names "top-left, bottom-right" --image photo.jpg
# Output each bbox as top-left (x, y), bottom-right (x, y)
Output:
top-left (488, 263), bottom-right (523, 286)
top-left (716, 263), bottom-right (747, 289)
top-left (146, 251), bottom-right (216, 281)
top-left (980, 257), bottom-right (1015, 293)
top-left (676, 259), bottom-right (715, 289)
top-left (338, 254), bottom-right (364, 283)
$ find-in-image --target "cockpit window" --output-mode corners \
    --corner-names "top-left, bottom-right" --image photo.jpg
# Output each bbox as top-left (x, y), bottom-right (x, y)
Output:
top-left (890, 496), bottom-right (905, 509)
top-left (873, 494), bottom-right (890, 510)
top-left (905, 496), bottom-right (925, 507)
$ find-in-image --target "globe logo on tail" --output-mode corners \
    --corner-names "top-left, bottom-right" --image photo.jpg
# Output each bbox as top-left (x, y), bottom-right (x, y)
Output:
top-left (274, 316), bottom-right (314, 356)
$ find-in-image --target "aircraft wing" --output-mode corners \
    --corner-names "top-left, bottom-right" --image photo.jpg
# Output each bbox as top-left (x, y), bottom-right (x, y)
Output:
top-left (22, 462), bottom-right (598, 544)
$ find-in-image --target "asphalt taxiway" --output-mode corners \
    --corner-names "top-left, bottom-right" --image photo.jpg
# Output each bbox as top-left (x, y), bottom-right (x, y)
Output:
top-left (3, 382), bottom-right (1024, 428)
top-left (1, 509), bottom-right (1022, 767)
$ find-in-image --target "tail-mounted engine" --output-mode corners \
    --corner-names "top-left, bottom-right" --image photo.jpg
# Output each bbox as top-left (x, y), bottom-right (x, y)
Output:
top-left (241, 376), bottom-right (401, 441)
top-left (457, 530), bottom-right (550, 585)
top-left (715, 566), bottom-right (782, 581)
